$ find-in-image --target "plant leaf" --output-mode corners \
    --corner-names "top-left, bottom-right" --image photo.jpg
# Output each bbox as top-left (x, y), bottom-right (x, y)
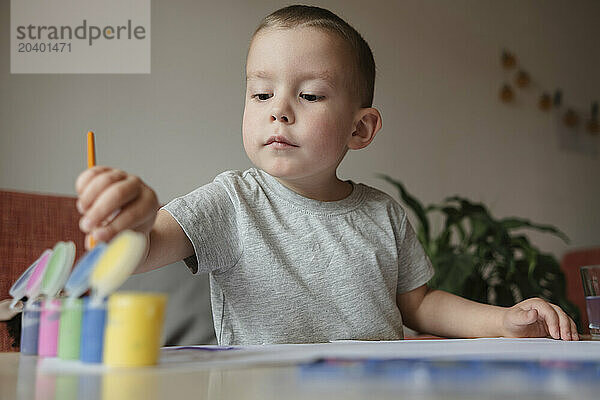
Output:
top-left (429, 252), bottom-right (478, 294)
top-left (500, 217), bottom-right (569, 243)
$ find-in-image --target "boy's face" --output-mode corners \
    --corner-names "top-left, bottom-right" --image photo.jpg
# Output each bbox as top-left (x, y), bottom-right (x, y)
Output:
top-left (243, 27), bottom-right (361, 184)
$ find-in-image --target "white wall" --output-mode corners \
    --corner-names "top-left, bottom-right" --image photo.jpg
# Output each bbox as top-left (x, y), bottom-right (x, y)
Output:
top-left (2, 0), bottom-right (599, 259)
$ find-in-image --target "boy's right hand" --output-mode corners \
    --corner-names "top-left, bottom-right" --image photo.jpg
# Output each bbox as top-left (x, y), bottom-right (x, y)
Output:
top-left (75, 166), bottom-right (159, 249)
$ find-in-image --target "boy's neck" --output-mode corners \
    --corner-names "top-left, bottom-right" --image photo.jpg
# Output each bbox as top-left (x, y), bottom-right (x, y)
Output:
top-left (271, 173), bottom-right (353, 202)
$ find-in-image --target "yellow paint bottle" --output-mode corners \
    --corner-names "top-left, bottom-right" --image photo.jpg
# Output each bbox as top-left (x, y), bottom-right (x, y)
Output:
top-left (103, 292), bottom-right (167, 367)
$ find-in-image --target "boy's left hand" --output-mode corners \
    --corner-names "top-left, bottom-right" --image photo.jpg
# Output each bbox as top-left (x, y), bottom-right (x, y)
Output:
top-left (502, 297), bottom-right (579, 341)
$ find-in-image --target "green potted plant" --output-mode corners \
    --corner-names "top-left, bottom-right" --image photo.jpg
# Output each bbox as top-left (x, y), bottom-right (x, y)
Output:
top-left (380, 175), bottom-right (581, 330)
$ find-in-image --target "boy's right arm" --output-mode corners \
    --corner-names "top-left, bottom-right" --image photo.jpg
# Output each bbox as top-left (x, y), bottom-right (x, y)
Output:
top-left (137, 209), bottom-right (195, 273)
top-left (76, 166), bottom-right (194, 274)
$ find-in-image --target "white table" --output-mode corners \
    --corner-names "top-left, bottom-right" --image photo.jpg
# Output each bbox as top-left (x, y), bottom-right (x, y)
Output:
top-left (1, 338), bottom-right (599, 400)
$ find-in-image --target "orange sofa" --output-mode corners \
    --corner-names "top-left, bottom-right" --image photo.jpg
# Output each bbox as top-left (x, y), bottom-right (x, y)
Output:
top-left (0, 190), bottom-right (85, 352)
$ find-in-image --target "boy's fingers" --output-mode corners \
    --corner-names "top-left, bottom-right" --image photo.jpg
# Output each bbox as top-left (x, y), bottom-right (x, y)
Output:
top-left (570, 319), bottom-right (579, 340)
top-left (75, 166), bottom-right (112, 195)
top-left (78, 169), bottom-right (128, 214)
top-left (92, 209), bottom-right (152, 243)
top-left (91, 187), bottom-right (158, 242)
top-left (550, 304), bottom-right (575, 340)
top-left (77, 167), bottom-right (127, 214)
top-left (84, 233), bottom-right (94, 251)
top-left (532, 301), bottom-right (560, 339)
top-left (81, 176), bottom-right (141, 233)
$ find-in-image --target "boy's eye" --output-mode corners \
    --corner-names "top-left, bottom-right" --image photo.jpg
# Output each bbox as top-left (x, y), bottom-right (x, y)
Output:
top-left (300, 93), bottom-right (323, 102)
top-left (251, 93), bottom-right (272, 101)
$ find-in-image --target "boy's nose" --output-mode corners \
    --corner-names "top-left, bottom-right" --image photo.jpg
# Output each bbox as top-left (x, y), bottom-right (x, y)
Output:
top-left (271, 105), bottom-right (294, 124)
top-left (271, 114), bottom-right (290, 123)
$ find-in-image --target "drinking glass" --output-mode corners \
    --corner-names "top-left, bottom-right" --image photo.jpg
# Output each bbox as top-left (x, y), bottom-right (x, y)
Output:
top-left (580, 265), bottom-right (600, 339)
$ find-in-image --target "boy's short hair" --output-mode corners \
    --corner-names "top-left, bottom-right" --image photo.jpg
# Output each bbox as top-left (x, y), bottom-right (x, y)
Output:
top-left (252, 5), bottom-right (376, 108)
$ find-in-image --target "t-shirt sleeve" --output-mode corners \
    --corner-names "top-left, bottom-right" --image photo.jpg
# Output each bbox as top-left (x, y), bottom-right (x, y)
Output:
top-left (161, 180), bottom-right (242, 275)
top-left (394, 206), bottom-right (435, 294)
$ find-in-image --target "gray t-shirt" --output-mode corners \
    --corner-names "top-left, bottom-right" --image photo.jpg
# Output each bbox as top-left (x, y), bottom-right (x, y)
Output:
top-left (162, 168), bottom-right (434, 345)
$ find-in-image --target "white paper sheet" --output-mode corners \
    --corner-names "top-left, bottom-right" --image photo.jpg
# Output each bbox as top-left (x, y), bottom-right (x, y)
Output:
top-left (157, 338), bottom-right (600, 371)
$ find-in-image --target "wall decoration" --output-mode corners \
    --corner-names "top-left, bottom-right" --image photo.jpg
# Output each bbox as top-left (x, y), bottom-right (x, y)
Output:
top-left (515, 70), bottom-right (530, 88)
top-left (538, 93), bottom-right (551, 111)
top-left (499, 49), bottom-right (598, 139)
top-left (564, 108), bottom-right (579, 128)
top-left (500, 84), bottom-right (514, 103)
top-left (501, 50), bottom-right (516, 69)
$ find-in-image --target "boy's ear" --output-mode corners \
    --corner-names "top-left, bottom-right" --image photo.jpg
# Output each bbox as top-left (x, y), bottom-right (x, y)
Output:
top-left (348, 107), bottom-right (382, 150)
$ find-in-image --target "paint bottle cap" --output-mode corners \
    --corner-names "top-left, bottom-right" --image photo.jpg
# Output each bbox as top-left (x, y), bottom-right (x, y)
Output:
top-left (40, 242), bottom-right (76, 298)
top-left (9, 251), bottom-right (45, 309)
top-left (64, 243), bottom-right (107, 299)
top-left (90, 230), bottom-right (147, 300)
top-left (24, 249), bottom-right (53, 304)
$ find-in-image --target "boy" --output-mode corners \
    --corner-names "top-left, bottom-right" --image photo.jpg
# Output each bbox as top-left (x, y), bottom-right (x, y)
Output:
top-left (75, 5), bottom-right (578, 344)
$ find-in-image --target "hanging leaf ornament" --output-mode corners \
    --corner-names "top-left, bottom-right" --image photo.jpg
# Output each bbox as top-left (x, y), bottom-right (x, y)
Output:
top-left (538, 93), bottom-right (552, 111)
top-left (500, 84), bottom-right (514, 103)
top-left (502, 50), bottom-right (516, 69)
top-left (515, 70), bottom-right (530, 88)
top-left (564, 108), bottom-right (579, 128)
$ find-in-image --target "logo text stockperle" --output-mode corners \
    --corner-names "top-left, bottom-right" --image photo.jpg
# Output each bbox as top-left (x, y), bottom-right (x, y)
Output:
top-left (16, 20), bottom-right (146, 46)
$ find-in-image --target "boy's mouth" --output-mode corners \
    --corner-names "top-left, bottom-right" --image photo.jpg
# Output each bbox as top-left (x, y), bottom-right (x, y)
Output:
top-left (265, 135), bottom-right (298, 148)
